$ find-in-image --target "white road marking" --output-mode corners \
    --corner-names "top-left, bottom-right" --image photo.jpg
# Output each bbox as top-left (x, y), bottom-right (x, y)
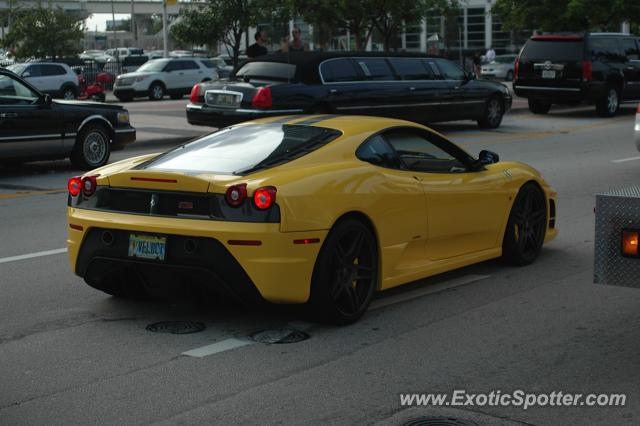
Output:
top-left (370, 274), bottom-right (491, 311)
top-left (612, 156), bottom-right (640, 163)
top-left (0, 248), bottom-right (68, 264)
top-left (182, 338), bottom-right (254, 358)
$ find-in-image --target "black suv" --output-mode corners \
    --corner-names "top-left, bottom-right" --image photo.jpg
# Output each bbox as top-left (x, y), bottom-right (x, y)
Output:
top-left (513, 33), bottom-right (640, 117)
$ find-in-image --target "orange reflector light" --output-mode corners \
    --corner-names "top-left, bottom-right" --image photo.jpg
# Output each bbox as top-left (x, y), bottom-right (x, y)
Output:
top-left (293, 238), bottom-right (320, 245)
top-left (228, 240), bottom-right (262, 246)
top-left (69, 223), bottom-right (84, 231)
top-left (622, 230), bottom-right (639, 256)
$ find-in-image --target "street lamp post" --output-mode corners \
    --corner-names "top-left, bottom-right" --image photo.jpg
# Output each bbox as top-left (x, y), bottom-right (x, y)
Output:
top-left (162, 0), bottom-right (168, 57)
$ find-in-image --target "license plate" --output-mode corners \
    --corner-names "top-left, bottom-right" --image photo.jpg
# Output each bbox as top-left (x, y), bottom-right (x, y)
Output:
top-left (542, 70), bottom-right (556, 79)
top-left (128, 234), bottom-right (166, 261)
top-left (205, 92), bottom-right (240, 107)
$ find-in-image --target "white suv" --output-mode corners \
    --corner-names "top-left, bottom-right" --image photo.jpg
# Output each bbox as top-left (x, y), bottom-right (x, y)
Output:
top-left (7, 62), bottom-right (79, 99)
top-left (113, 58), bottom-right (218, 101)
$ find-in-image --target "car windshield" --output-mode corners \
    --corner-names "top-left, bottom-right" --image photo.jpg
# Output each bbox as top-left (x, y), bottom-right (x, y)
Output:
top-left (138, 123), bottom-right (342, 175)
top-left (493, 55), bottom-right (516, 64)
top-left (521, 40), bottom-right (584, 61)
top-left (6, 64), bottom-right (26, 74)
top-left (136, 59), bottom-right (170, 72)
top-left (235, 62), bottom-right (296, 82)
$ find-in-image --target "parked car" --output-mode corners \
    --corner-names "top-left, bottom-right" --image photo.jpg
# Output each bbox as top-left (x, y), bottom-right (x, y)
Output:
top-left (513, 33), bottom-right (640, 117)
top-left (79, 50), bottom-right (113, 63)
top-left (0, 69), bottom-right (135, 169)
top-left (187, 52), bottom-right (512, 129)
top-left (7, 62), bottom-right (79, 99)
top-left (105, 47), bottom-right (144, 59)
top-left (207, 57), bottom-right (233, 78)
top-left (113, 57), bottom-right (218, 101)
top-left (481, 54), bottom-right (517, 81)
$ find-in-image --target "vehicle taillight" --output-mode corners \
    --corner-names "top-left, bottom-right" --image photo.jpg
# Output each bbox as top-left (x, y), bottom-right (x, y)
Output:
top-left (636, 103), bottom-right (640, 114)
top-left (251, 87), bottom-right (272, 109)
top-left (68, 176), bottom-right (82, 197)
top-left (82, 175), bottom-right (98, 196)
top-left (225, 183), bottom-right (247, 207)
top-left (514, 57), bottom-right (520, 80)
top-left (582, 60), bottom-right (592, 82)
top-left (189, 83), bottom-right (201, 103)
top-left (253, 186), bottom-right (276, 210)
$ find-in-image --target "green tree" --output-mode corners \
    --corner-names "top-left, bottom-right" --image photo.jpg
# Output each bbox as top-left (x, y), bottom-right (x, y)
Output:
top-left (492, 0), bottom-right (640, 32)
top-left (3, 5), bottom-right (84, 59)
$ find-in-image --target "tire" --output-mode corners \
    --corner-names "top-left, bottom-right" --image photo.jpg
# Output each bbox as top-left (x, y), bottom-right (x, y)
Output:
top-left (505, 70), bottom-right (514, 81)
top-left (70, 123), bottom-right (111, 170)
top-left (148, 82), bottom-right (165, 101)
top-left (170, 93), bottom-right (183, 100)
top-left (502, 183), bottom-right (547, 266)
top-left (596, 84), bottom-right (620, 117)
top-left (61, 85), bottom-right (77, 100)
top-left (308, 219), bottom-right (378, 325)
top-left (477, 96), bottom-right (504, 129)
top-left (528, 99), bottom-right (551, 114)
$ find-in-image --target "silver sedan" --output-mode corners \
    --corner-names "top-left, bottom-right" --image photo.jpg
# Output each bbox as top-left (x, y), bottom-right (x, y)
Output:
top-left (481, 54), bottom-right (518, 81)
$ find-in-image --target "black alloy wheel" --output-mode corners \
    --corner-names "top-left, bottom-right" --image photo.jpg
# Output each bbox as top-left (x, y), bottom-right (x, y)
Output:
top-left (309, 219), bottom-right (378, 325)
top-left (502, 183), bottom-right (547, 265)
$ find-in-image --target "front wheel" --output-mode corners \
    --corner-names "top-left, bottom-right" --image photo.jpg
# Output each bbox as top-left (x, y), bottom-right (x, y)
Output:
top-left (528, 99), bottom-right (551, 114)
top-left (148, 82), bottom-right (165, 101)
top-left (477, 96), bottom-right (504, 129)
top-left (596, 85), bottom-right (620, 117)
top-left (308, 219), bottom-right (378, 325)
top-left (502, 183), bottom-right (547, 265)
top-left (61, 86), bottom-right (78, 100)
top-left (70, 124), bottom-right (111, 169)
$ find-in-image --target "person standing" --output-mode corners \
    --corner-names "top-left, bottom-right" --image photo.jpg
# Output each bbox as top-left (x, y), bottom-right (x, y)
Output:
top-left (473, 51), bottom-right (482, 78)
top-left (282, 25), bottom-right (306, 52)
top-left (247, 30), bottom-right (268, 58)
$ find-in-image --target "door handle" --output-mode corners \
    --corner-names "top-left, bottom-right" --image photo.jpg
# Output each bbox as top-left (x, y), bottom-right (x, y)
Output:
top-left (408, 86), bottom-right (416, 91)
top-left (453, 85), bottom-right (461, 90)
top-left (0, 112), bottom-right (17, 118)
top-left (330, 89), bottom-right (338, 94)
top-left (626, 66), bottom-right (636, 70)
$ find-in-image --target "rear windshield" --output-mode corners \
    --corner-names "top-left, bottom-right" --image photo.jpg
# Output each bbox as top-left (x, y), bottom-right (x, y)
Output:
top-left (139, 123), bottom-right (342, 175)
top-left (235, 62), bottom-right (296, 82)
top-left (521, 40), bottom-right (584, 61)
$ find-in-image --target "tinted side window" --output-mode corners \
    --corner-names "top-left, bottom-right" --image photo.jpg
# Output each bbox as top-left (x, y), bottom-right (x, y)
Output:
top-left (24, 65), bottom-right (42, 77)
top-left (434, 59), bottom-right (465, 80)
top-left (622, 39), bottom-right (639, 60)
top-left (164, 61), bottom-right (178, 72)
top-left (356, 135), bottom-right (402, 169)
top-left (42, 65), bottom-right (66, 76)
top-left (320, 58), bottom-right (361, 83)
top-left (389, 58), bottom-right (434, 80)
top-left (385, 130), bottom-right (465, 173)
top-left (424, 60), bottom-right (443, 79)
top-left (200, 59), bottom-right (214, 68)
top-left (589, 38), bottom-right (624, 62)
top-left (355, 58), bottom-right (395, 80)
top-left (181, 60), bottom-right (199, 70)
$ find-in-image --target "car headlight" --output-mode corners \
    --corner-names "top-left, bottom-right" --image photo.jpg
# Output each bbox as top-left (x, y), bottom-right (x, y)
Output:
top-left (117, 111), bottom-right (130, 124)
top-left (135, 75), bottom-right (149, 82)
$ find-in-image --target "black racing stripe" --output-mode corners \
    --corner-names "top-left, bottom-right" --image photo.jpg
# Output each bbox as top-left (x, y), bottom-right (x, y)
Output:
top-left (293, 114), bottom-right (339, 126)
top-left (263, 115), bottom-right (304, 124)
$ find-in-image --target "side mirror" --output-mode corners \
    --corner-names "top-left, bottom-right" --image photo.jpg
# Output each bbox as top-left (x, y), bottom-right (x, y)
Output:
top-left (478, 149), bottom-right (499, 165)
top-left (42, 94), bottom-right (52, 105)
top-left (466, 71), bottom-right (476, 81)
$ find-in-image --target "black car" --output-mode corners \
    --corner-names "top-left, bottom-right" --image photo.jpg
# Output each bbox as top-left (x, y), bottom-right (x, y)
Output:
top-left (186, 52), bottom-right (512, 129)
top-left (0, 69), bottom-right (135, 169)
top-left (513, 33), bottom-right (640, 116)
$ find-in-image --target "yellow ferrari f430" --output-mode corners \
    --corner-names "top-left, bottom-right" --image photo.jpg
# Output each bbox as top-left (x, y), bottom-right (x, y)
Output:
top-left (67, 115), bottom-right (557, 324)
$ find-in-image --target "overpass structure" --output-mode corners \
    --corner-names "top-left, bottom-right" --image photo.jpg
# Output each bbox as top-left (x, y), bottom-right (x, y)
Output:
top-left (0, 0), bottom-right (200, 15)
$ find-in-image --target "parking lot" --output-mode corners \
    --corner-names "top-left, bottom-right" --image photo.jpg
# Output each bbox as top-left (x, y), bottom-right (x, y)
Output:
top-left (2, 102), bottom-right (640, 424)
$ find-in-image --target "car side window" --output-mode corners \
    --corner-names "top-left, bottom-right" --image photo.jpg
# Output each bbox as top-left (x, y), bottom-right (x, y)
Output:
top-left (0, 74), bottom-right (39, 105)
top-left (384, 130), bottom-right (467, 173)
top-left (41, 65), bottom-right (66, 76)
top-left (200, 59), bottom-right (214, 68)
top-left (23, 65), bottom-right (42, 78)
top-left (356, 135), bottom-right (403, 169)
top-left (423, 60), bottom-right (443, 79)
top-left (590, 38), bottom-right (624, 62)
top-left (182, 60), bottom-right (199, 70)
top-left (355, 58), bottom-right (395, 81)
top-left (320, 58), bottom-right (361, 83)
top-left (163, 61), bottom-right (177, 72)
top-left (389, 58), bottom-right (435, 80)
top-left (622, 39), bottom-right (640, 60)
top-left (434, 59), bottom-right (465, 80)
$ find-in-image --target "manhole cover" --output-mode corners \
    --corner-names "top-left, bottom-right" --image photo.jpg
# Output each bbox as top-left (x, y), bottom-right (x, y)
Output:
top-left (250, 328), bottom-right (310, 344)
top-left (403, 417), bottom-right (479, 426)
top-left (145, 321), bottom-right (206, 334)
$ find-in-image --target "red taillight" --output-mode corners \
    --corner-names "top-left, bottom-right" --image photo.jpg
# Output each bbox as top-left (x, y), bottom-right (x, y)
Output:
top-left (82, 175), bottom-right (98, 196)
top-left (582, 60), bottom-right (592, 82)
top-left (253, 186), bottom-right (276, 210)
top-left (251, 87), bottom-right (272, 109)
top-left (514, 57), bottom-right (520, 80)
top-left (636, 103), bottom-right (640, 113)
top-left (189, 83), bottom-right (201, 103)
top-left (225, 183), bottom-right (247, 207)
top-left (68, 176), bottom-right (82, 196)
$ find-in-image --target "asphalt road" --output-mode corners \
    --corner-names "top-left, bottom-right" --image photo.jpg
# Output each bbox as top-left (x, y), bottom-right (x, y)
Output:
top-left (2, 104), bottom-right (640, 425)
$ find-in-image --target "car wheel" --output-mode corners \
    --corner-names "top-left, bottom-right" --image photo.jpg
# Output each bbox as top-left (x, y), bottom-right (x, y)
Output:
top-left (170, 93), bottom-right (183, 100)
top-left (308, 219), bottom-right (378, 325)
top-left (505, 70), bottom-right (514, 81)
top-left (596, 85), bottom-right (620, 117)
top-left (149, 82), bottom-right (165, 101)
top-left (477, 96), bottom-right (504, 129)
top-left (502, 183), bottom-right (547, 266)
top-left (71, 123), bottom-right (111, 170)
top-left (528, 99), bottom-right (551, 114)
top-left (62, 86), bottom-right (77, 100)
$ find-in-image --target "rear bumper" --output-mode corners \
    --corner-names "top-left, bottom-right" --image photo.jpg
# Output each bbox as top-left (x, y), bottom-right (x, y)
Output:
top-left (67, 207), bottom-right (326, 304)
top-left (186, 104), bottom-right (304, 128)
top-left (513, 80), bottom-right (606, 103)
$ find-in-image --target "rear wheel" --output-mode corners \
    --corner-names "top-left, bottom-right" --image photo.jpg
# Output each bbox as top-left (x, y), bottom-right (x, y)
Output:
top-left (596, 84), bottom-right (620, 117)
top-left (528, 99), bottom-right (551, 114)
top-left (308, 219), bottom-right (378, 325)
top-left (502, 183), bottom-right (547, 265)
top-left (61, 85), bottom-right (78, 100)
top-left (477, 96), bottom-right (504, 128)
top-left (71, 123), bottom-right (111, 169)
